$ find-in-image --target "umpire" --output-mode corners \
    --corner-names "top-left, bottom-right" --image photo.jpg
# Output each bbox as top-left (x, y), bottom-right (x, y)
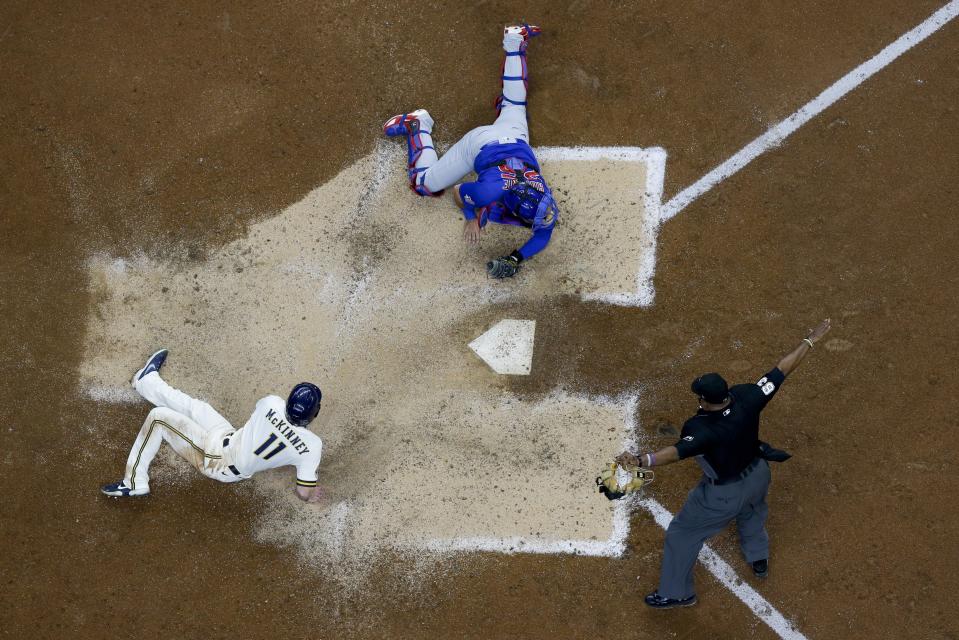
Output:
top-left (618, 319), bottom-right (831, 609)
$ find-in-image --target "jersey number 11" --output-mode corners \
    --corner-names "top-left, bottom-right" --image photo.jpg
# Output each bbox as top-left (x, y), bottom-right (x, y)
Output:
top-left (253, 433), bottom-right (287, 460)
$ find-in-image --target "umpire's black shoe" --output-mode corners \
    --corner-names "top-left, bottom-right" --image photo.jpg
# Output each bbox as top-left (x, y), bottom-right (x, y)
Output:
top-left (644, 591), bottom-right (697, 609)
top-left (752, 559), bottom-right (769, 578)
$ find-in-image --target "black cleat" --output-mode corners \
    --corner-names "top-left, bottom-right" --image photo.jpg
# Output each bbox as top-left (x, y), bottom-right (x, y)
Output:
top-left (132, 348), bottom-right (169, 387)
top-left (644, 591), bottom-right (698, 609)
top-left (752, 558), bottom-right (769, 578)
top-left (100, 481), bottom-right (150, 497)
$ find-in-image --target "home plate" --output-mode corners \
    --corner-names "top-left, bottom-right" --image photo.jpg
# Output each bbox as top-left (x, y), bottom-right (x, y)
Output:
top-left (469, 319), bottom-right (536, 375)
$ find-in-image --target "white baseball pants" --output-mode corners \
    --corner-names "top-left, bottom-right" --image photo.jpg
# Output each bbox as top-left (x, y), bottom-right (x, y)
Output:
top-left (123, 373), bottom-right (237, 492)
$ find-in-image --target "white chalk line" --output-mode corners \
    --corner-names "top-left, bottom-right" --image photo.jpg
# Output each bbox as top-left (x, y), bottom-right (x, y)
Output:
top-left (424, 391), bottom-right (640, 558)
top-left (648, 7), bottom-right (959, 635)
top-left (538, 146), bottom-right (667, 307)
top-left (660, 0), bottom-right (959, 221)
top-left (639, 497), bottom-right (808, 640)
top-left (84, 384), bottom-right (139, 404)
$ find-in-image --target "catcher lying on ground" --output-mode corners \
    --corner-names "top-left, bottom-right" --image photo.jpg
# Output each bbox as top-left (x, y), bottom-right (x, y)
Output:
top-left (382, 23), bottom-right (559, 280)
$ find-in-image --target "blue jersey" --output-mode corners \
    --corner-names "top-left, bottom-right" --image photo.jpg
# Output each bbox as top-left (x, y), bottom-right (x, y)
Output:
top-left (458, 140), bottom-right (558, 260)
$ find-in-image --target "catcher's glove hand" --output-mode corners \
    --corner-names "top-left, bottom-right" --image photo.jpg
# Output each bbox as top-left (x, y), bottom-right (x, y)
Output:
top-left (596, 461), bottom-right (654, 500)
top-left (486, 252), bottom-right (522, 279)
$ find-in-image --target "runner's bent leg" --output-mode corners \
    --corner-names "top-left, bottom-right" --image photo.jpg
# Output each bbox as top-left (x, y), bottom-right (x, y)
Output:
top-left (134, 371), bottom-right (233, 431)
top-left (122, 407), bottom-right (215, 492)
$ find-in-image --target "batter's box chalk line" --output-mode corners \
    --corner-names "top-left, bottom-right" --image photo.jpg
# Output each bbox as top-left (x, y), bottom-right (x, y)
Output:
top-left (536, 146), bottom-right (667, 308)
top-left (422, 391), bottom-right (640, 558)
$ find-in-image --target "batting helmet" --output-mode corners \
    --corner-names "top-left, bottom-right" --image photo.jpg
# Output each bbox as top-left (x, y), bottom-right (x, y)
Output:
top-left (286, 382), bottom-right (322, 427)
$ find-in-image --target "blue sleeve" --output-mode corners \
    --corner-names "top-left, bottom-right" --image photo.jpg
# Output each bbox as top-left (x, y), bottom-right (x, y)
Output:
top-left (517, 226), bottom-right (554, 260)
top-left (459, 176), bottom-right (504, 220)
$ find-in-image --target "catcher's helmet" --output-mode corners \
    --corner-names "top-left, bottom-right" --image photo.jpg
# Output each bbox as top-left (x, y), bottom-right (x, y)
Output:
top-left (504, 178), bottom-right (557, 230)
top-left (286, 382), bottom-right (322, 427)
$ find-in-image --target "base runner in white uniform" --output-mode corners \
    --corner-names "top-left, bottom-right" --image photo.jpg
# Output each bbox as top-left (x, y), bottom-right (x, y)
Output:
top-left (101, 349), bottom-right (325, 503)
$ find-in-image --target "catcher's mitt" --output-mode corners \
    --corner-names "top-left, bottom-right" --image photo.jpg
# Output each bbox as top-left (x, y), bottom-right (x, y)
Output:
top-left (596, 462), bottom-right (654, 500)
top-left (487, 254), bottom-right (521, 279)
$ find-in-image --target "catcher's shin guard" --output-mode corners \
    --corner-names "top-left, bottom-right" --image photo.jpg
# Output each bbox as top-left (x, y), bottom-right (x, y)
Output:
top-left (495, 52), bottom-right (529, 115)
top-left (496, 24), bottom-right (538, 115)
top-left (384, 110), bottom-right (443, 197)
top-left (408, 167), bottom-right (444, 197)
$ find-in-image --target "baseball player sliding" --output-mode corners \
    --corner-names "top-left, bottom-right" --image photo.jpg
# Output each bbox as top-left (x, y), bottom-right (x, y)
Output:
top-left (101, 349), bottom-right (325, 503)
top-left (383, 23), bottom-right (559, 279)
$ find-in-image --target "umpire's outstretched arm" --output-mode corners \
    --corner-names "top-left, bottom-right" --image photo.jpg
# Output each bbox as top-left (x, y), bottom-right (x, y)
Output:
top-left (617, 319), bottom-right (831, 470)
top-left (777, 318), bottom-right (831, 376)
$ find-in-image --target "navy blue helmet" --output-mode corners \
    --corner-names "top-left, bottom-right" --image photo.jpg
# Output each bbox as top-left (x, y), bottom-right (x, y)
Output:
top-left (286, 382), bottom-right (322, 427)
top-left (503, 178), bottom-right (559, 230)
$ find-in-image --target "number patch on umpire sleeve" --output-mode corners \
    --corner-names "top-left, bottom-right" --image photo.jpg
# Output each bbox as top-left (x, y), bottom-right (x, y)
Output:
top-left (756, 376), bottom-right (776, 395)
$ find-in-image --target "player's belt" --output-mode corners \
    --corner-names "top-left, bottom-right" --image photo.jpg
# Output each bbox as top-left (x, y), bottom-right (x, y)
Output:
top-left (478, 155), bottom-right (536, 174)
top-left (220, 434), bottom-right (242, 476)
top-left (706, 457), bottom-right (763, 486)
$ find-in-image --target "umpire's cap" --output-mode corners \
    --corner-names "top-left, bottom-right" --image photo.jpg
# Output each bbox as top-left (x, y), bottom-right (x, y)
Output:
top-left (691, 373), bottom-right (728, 404)
top-left (286, 382), bottom-right (322, 427)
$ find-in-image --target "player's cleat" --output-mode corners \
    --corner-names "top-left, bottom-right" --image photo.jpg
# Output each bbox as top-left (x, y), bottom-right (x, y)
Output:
top-left (504, 23), bottom-right (541, 44)
top-left (132, 349), bottom-right (169, 386)
top-left (100, 481), bottom-right (150, 497)
top-left (382, 109), bottom-right (433, 137)
top-left (503, 23), bottom-right (543, 51)
top-left (752, 558), bottom-right (769, 578)
top-left (383, 109), bottom-right (443, 197)
top-left (644, 591), bottom-right (698, 609)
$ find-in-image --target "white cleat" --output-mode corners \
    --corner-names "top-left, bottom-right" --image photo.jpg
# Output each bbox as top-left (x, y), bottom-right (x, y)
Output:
top-left (382, 109), bottom-right (434, 137)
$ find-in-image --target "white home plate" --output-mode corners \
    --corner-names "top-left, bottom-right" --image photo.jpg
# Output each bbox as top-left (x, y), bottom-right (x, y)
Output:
top-left (468, 319), bottom-right (536, 375)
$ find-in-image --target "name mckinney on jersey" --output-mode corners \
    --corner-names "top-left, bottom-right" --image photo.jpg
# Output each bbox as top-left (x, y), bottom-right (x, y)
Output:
top-left (264, 408), bottom-right (312, 455)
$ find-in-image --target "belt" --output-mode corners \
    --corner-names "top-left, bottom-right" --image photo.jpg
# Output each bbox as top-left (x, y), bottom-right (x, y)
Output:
top-left (221, 433), bottom-right (241, 476)
top-left (480, 137), bottom-right (521, 150)
top-left (479, 155), bottom-right (535, 174)
top-left (706, 458), bottom-right (762, 486)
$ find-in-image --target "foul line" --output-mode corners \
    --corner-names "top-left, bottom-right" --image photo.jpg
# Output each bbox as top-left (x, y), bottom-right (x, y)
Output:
top-left (639, 498), bottom-right (808, 640)
top-left (660, 0), bottom-right (959, 221)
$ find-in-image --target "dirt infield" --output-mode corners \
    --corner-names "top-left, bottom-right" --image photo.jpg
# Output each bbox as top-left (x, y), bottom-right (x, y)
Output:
top-left (2, 1), bottom-right (958, 639)
top-left (78, 145), bottom-right (661, 573)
